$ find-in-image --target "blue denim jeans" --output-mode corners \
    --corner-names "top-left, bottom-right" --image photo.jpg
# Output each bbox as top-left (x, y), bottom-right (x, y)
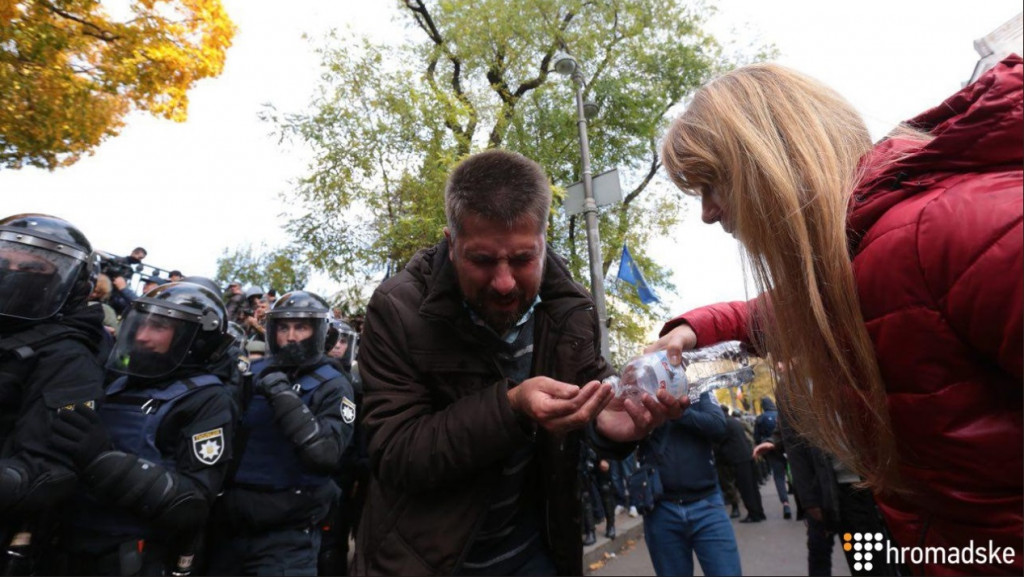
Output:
top-left (609, 453), bottom-right (638, 507)
top-left (643, 491), bottom-right (742, 576)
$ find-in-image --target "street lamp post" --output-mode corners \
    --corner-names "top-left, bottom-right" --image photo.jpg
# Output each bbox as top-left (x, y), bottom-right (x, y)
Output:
top-left (554, 53), bottom-right (610, 361)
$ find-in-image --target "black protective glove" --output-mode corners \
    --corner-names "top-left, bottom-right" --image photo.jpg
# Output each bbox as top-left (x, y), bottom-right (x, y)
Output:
top-left (52, 405), bottom-right (112, 470)
top-left (254, 371), bottom-right (292, 398)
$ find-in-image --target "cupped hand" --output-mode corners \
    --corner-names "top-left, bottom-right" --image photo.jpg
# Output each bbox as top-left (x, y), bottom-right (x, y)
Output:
top-left (595, 388), bottom-right (689, 443)
top-left (507, 377), bottom-right (613, 435)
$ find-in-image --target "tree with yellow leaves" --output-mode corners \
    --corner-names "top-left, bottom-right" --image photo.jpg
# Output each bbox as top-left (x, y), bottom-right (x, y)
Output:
top-left (0, 0), bottom-right (234, 170)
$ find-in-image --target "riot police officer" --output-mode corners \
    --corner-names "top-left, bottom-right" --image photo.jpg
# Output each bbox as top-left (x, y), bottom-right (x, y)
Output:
top-left (325, 319), bottom-right (358, 377)
top-left (319, 318), bottom-right (366, 575)
top-left (209, 290), bottom-right (355, 576)
top-left (180, 275), bottom-right (248, 390)
top-left (51, 282), bottom-right (238, 576)
top-left (0, 214), bottom-right (106, 574)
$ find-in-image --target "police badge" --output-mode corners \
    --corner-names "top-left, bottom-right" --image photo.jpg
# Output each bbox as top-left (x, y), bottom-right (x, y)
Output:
top-left (341, 397), bottom-right (356, 424)
top-left (192, 428), bottom-right (224, 465)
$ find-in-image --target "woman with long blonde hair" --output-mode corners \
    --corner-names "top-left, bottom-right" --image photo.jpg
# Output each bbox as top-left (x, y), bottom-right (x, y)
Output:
top-left (649, 56), bottom-right (1022, 575)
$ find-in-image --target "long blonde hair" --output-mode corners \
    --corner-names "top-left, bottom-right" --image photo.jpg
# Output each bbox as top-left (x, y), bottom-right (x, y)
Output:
top-left (662, 63), bottom-right (901, 493)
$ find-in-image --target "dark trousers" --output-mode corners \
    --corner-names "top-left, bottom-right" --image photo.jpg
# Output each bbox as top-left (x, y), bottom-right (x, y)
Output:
top-left (735, 460), bottom-right (765, 518)
top-left (60, 541), bottom-right (175, 577)
top-left (807, 516), bottom-right (834, 576)
top-left (765, 450), bottom-right (789, 504)
top-left (716, 460), bottom-right (740, 509)
top-left (803, 483), bottom-right (904, 577)
top-left (207, 527), bottom-right (321, 576)
top-left (836, 484), bottom-right (902, 576)
top-left (583, 472), bottom-right (615, 532)
top-left (609, 453), bottom-right (637, 508)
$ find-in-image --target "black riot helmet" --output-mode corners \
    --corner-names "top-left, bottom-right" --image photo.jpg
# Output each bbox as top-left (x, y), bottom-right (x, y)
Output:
top-left (325, 319), bottom-right (358, 369)
top-left (0, 213), bottom-right (96, 321)
top-left (108, 282), bottom-right (230, 379)
top-left (180, 275), bottom-right (227, 303)
top-left (265, 290), bottom-right (330, 368)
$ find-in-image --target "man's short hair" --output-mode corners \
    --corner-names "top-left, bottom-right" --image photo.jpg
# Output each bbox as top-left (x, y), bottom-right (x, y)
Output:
top-left (444, 149), bottom-right (552, 239)
top-left (132, 247), bottom-right (147, 256)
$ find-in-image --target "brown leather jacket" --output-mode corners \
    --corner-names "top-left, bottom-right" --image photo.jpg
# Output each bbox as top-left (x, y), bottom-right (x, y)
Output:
top-left (352, 240), bottom-right (622, 575)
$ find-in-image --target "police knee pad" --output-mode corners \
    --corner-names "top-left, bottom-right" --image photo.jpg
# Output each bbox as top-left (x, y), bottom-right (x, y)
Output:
top-left (154, 493), bottom-right (209, 532)
top-left (0, 464), bottom-right (28, 510)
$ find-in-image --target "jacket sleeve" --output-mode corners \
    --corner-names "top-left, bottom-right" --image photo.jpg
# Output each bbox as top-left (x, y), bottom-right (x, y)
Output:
top-left (660, 299), bottom-right (757, 347)
top-left (0, 342), bottom-right (104, 514)
top-left (166, 386), bottom-right (239, 503)
top-left (359, 290), bottom-right (533, 493)
top-left (676, 392), bottom-right (727, 442)
top-left (296, 373), bottom-right (356, 475)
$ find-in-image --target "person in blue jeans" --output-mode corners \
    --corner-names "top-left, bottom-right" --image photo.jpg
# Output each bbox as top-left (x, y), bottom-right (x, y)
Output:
top-left (640, 392), bottom-right (742, 576)
top-left (608, 451), bottom-right (641, 517)
top-left (755, 397), bottom-right (792, 519)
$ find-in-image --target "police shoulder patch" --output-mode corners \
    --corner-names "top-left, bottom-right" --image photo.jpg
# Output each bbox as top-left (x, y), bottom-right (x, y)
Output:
top-left (341, 397), bottom-right (356, 425)
top-left (192, 428), bottom-right (225, 465)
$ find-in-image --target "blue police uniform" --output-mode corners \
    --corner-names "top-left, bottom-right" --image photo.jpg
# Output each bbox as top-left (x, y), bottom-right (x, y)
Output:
top-left (207, 357), bottom-right (356, 576)
top-left (62, 373), bottom-right (237, 575)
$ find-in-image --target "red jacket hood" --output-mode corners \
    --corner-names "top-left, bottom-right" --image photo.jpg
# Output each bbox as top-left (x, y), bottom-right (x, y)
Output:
top-left (848, 54), bottom-right (1023, 254)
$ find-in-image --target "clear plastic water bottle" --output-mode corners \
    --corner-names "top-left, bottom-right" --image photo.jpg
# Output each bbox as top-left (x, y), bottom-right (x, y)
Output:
top-left (603, 341), bottom-right (756, 402)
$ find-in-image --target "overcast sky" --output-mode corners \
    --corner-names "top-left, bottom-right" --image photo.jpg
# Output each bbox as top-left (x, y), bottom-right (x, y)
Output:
top-left (1, 1), bottom-right (1019, 316)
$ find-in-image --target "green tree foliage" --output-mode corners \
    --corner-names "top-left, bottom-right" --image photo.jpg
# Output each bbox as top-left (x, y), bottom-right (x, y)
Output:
top-left (266, 0), bottom-right (773, 360)
top-left (715, 357), bottom-right (773, 413)
top-left (215, 243), bottom-right (311, 295)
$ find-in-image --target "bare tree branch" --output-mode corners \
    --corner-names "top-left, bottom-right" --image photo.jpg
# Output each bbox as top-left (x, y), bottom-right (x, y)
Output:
top-left (487, 8), bottom-right (579, 147)
top-left (403, 0), bottom-right (477, 154)
top-left (40, 0), bottom-right (120, 42)
top-left (624, 137), bottom-right (661, 205)
top-left (585, 9), bottom-right (626, 100)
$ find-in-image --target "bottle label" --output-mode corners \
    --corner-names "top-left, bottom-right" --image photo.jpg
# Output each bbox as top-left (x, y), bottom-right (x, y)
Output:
top-left (651, 350), bottom-right (688, 399)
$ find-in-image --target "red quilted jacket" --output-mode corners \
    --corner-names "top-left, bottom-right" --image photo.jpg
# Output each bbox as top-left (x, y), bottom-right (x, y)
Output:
top-left (664, 56), bottom-right (1023, 575)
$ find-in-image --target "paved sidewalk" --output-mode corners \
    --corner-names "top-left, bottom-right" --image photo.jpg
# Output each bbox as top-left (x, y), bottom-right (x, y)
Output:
top-left (583, 507), bottom-right (646, 569)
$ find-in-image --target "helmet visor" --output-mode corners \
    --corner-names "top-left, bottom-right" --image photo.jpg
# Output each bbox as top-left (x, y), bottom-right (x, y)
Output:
top-left (266, 316), bottom-right (328, 367)
top-left (0, 237), bottom-right (83, 320)
top-left (327, 328), bottom-right (358, 367)
top-left (108, 309), bottom-right (199, 378)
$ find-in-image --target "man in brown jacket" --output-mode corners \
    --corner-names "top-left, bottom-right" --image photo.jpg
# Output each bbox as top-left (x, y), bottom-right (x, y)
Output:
top-left (353, 150), bottom-right (683, 576)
